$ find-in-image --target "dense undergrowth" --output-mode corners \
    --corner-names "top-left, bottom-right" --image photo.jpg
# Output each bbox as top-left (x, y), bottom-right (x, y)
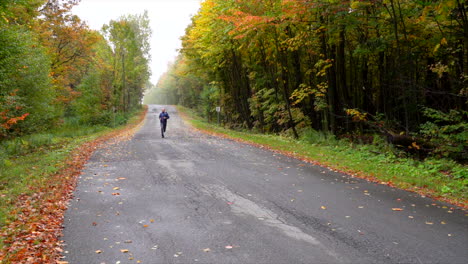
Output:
top-left (178, 106), bottom-right (467, 208)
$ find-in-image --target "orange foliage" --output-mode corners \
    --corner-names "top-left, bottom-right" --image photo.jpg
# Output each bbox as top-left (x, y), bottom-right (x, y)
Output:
top-left (37, 0), bottom-right (99, 105)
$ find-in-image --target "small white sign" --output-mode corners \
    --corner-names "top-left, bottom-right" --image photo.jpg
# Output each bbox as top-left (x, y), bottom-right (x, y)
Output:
top-left (216, 106), bottom-right (221, 112)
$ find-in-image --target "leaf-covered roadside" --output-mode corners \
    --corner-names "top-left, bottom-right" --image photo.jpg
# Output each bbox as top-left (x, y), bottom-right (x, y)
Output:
top-left (0, 107), bottom-right (147, 263)
top-left (178, 106), bottom-right (467, 209)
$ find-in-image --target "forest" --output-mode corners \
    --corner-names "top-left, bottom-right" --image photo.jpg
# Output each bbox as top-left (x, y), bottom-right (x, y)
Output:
top-left (145, 0), bottom-right (467, 162)
top-left (0, 0), bottom-right (151, 140)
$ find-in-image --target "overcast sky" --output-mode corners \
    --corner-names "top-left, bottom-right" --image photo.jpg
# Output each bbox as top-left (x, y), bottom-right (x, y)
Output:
top-left (72, 0), bottom-right (202, 84)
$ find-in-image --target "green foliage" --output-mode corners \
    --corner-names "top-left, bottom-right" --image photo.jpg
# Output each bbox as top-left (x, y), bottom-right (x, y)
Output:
top-left (200, 85), bottom-right (220, 122)
top-left (419, 108), bottom-right (468, 160)
top-left (301, 128), bottom-right (337, 146)
top-left (102, 11), bottom-right (152, 113)
top-left (69, 71), bottom-right (107, 125)
top-left (0, 26), bottom-right (58, 138)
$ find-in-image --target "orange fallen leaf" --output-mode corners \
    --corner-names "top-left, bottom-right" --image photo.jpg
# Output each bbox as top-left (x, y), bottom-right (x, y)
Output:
top-left (150, 219), bottom-right (155, 223)
top-left (143, 224), bottom-right (149, 228)
top-left (112, 192), bottom-right (120, 196)
top-left (392, 208), bottom-right (403, 211)
top-left (95, 250), bottom-right (102, 254)
top-left (120, 249), bottom-right (129, 253)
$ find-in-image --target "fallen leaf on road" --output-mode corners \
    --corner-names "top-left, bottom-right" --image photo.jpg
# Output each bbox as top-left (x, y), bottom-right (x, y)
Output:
top-left (150, 219), bottom-right (155, 223)
top-left (113, 187), bottom-right (120, 190)
top-left (57, 261), bottom-right (69, 264)
top-left (112, 192), bottom-right (120, 196)
top-left (95, 250), bottom-right (102, 254)
top-left (392, 208), bottom-right (404, 211)
top-left (203, 248), bottom-right (211, 252)
top-left (321, 206), bottom-right (327, 210)
top-left (143, 224), bottom-right (149, 228)
top-left (118, 177), bottom-right (126, 180)
top-left (358, 206), bottom-right (364, 209)
top-left (441, 221), bottom-right (447, 225)
top-left (92, 222), bottom-right (97, 226)
top-left (225, 245), bottom-right (233, 249)
top-left (120, 249), bottom-right (129, 253)
top-left (124, 240), bottom-right (132, 243)
top-left (408, 216), bottom-right (414, 219)
top-left (425, 221), bottom-right (434, 225)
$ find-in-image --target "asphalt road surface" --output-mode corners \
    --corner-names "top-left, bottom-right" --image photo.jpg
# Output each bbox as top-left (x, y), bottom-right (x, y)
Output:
top-left (62, 105), bottom-right (467, 264)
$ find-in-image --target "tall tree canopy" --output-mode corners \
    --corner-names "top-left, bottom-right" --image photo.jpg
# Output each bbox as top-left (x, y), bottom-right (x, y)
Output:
top-left (0, 0), bottom-right (152, 139)
top-left (150, 0), bottom-right (467, 159)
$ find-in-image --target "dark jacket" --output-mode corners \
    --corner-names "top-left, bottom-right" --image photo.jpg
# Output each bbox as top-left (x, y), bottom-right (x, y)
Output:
top-left (159, 112), bottom-right (170, 123)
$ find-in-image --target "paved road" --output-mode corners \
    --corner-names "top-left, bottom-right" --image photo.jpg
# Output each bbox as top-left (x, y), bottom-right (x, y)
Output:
top-left (62, 105), bottom-right (467, 264)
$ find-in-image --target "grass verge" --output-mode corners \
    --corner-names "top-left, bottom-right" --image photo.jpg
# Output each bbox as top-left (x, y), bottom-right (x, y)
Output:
top-left (0, 106), bottom-right (147, 263)
top-left (178, 106), bottom-right (467, 209)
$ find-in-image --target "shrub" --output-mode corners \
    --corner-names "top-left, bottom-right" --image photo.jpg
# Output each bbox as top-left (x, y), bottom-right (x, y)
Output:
top-left (419, 108), bottom-right (467, 161)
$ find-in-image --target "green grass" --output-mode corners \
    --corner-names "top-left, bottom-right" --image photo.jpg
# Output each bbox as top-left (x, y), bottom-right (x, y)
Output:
top-left (0, 108), bottom-right (145, 234)
top-left (178, 106), bottom-right (468, 207)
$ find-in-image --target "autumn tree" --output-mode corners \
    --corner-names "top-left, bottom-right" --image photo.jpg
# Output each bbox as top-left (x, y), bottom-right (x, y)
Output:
top-left (0, 0), bottom-right (57, 138)
top-left (102, 11), bottom-right (152, 113)
top-left (151, 0), bottom-right (467, 159)
top-left (37, 0), bottom-right (99, 108)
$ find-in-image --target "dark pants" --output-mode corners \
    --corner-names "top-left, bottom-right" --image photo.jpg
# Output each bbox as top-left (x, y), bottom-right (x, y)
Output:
top-left (161, 121), bottom-right (167, 133)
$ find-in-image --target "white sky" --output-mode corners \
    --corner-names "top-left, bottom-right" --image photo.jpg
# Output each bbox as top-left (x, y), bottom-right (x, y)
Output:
top-left (72, 0), bottom-right (202, 84)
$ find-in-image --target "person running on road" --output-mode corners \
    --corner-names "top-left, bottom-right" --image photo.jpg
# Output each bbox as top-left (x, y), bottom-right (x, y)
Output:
top-left (159, 108), bottom-right (170, 138)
